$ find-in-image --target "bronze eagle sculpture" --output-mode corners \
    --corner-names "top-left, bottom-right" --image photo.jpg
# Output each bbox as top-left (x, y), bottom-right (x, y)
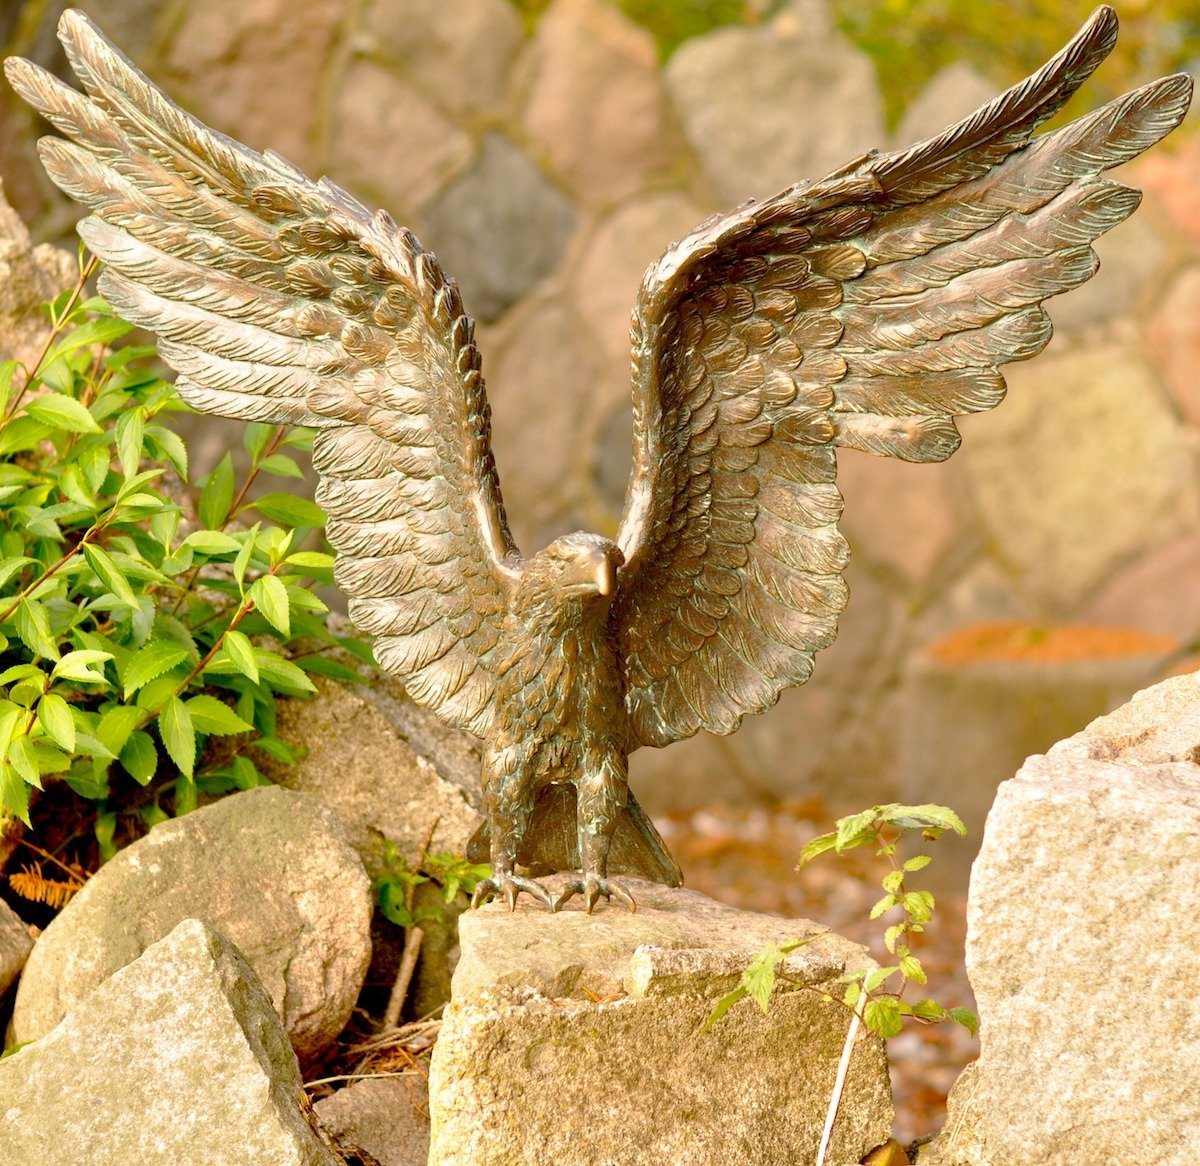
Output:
top-left (7, 8), bottom-right (1190, 912)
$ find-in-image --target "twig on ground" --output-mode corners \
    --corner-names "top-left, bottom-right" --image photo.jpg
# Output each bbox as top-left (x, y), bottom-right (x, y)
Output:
top-left (380, 815), bottom-right (440, 1031)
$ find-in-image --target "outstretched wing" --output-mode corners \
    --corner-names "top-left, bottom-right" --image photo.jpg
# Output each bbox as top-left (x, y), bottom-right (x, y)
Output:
top-left (7, 10), bottom-right (522, 737)
top-left (614, 6), bottom-right (1191, 749)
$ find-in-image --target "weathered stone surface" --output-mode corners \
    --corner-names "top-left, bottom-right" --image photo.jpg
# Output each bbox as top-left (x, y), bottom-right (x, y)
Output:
top-left (895, 63), bottom-right (996, 148)
top-left (897, 630), bottom-right (1175, 881)
top-left (1048, 211), bottom-right (1166, 332)
top-left (328, 59), bottom-right (472, 215)
top-left (10, 787), bottom-right (371, 1060)
top-left (957, 345), bottom-right (1197, 607)
top-left (315, 1075), bottom-right (430, 1166)
top-left (163, 0), bottom-right (343, 165)
top-left (1083, 529), bottom-right (1200, 641)
top-left (361, 0), bottom-right (523, 116)
top-left (0, 897), bottom-right (33, 997)
top-left (522, 0), bottom-right (670, 203)
top-left (573, 192), bottom-right (705, 365)
top-left (429, 880), bottom-right (893, 1165)
top-left (1146, 263), bottom-right (1200, 426)
top-left (265, 676), bottom-right (481, 879)
top-left (666, 8), bottom-right (885, 203)
top-left (0, 177), bottom-right (75, 368)
top-left (925, 673), bottom-right (1200, 1165)
top-left (1133, 136), bottom-right (1200, 244)
top-left (0, 919), bottom-right (340, 1166)
top-left (836, 451), bottom-right (963, 584)
top-left (421, 134), bottom-right (576, 323)
top-left (486, 289), bottom-right (606, 548)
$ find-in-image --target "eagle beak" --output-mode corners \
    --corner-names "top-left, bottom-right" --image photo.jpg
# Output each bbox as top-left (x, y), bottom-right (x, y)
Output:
top-left (595, 555), bottom-right (615, 597)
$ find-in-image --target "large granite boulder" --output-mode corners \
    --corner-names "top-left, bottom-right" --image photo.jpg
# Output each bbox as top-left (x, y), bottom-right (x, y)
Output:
top-left (0, 919), bottom-right (341, 1165)
top-left (264, 675), bottom-right (481, 879)
top-left (428, 880), bottom-right (893, 1165)
top-left (924, 672), bottom-right (1200, 1165)
top-left (10, 786), bottom-right (372, 1060)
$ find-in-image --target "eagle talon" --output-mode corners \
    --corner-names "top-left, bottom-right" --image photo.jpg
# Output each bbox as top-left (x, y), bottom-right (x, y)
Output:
top-left (554, 876), bottom-right (637, 914)
top-left (470, 873), bottom-right (556, 912)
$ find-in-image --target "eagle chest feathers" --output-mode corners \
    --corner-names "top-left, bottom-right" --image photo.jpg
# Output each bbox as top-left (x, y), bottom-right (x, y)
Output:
top-left (491, 536), bottom-right (628, 782)
top-left (14, 6), bottom-right (1190, 910)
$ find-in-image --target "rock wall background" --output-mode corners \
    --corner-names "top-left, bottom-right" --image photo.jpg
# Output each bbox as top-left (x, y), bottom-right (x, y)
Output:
top-left (3, 0), bottom-right (1199, 836)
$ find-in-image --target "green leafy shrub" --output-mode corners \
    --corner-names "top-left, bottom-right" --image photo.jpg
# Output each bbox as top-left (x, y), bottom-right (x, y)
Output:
top-left (0, 254), bottom-right (373, 855)
top-left (706, 803), bottom-right (978, 1040)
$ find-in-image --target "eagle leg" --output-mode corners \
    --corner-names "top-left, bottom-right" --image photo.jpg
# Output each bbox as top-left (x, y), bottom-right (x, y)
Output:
top-left (470, 766), bottom-right (558, 912)
top-left (553, 760), bottom-right (637, 914)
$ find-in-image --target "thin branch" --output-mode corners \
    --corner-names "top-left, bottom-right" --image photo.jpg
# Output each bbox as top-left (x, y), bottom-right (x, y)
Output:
top-left (381, 815), bottom-right (441, 1031)
top-left (816, 981), bottom-right (868, 1166)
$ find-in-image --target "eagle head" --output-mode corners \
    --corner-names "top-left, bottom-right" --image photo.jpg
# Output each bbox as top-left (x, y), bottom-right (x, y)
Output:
top-left (513, 532), bottom-right (624, 627)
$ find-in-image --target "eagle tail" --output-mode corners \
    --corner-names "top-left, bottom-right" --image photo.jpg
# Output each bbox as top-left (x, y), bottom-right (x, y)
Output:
top-left (466, 784), bottom-right (683, 887)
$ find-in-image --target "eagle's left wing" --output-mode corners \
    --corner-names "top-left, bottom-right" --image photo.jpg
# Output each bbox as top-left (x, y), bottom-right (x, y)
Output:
top-left (613, 7), bottom-right (1190, 749)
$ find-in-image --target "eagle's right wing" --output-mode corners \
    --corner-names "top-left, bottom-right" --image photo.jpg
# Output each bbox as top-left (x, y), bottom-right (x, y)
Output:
top-left (7, 10), bottom-right (522, 737)
top-left (612, 6), bottom-right (1190, 749)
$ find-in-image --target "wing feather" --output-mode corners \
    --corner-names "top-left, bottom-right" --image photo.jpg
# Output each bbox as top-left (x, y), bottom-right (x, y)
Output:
top-left (613, 8), bottom-right (1191, 748)
top-left (8, 11), bottom-right (523, 737)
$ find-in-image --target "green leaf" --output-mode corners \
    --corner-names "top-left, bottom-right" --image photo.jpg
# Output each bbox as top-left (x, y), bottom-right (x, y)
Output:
top-left (140, 802), bottom-right (169, 829)
top-left (0, 416), bottom-right (49, 457)
top-left (7, 736), bottom-right (40, 787)
top-left (258, 453), bottom-right (304, 479)
top-left (115, 406), bottom-right (146, 477)
top-left (243, 422), bottom-right (276, 461)
top-left (297, 655), bottom-right (362, 682)
top-left (862, 965), bottom-right (900, 993)
top-left (182, 531), bottom-right (242, 555)
top-left (0, 557), bottom-right (34, 590)
top-left (122, 641), bottom-right (190, 698)
top-left (883, 924), bottom-right (905, 954)
top-left (185, 694), bottom-right (253, 736)
top-left (0, 663), bottom-right (44, 687)
top-left (233, 522), bottom-right (259, 589)
top-left (700, 985), bottom-right (748, 1033)
top-left (14, 600), bottom-right (59, 660)
top-left (25, 393), bottom-right (102, 434)
top-left (37, 693), bottom-right (75, 752)
top-left (285, 550), bottom-right (335, 570)
top-left (120, 731), bottom-right (157, 785)
top-left (797, 832), bottom-right (838, 867)
top-left (0, 760), bottom-right (31, 826)
top-left (41, 316), bottom-right (131, 365)
top-left (250, 575), bottom-right (290, 637)
top-left (742, 942), bottom-right (792, 1013)
top-left (884, 803), bottom-right (967, 837)
top-left (882, 869), bottom-right (905, 893)
top-left (909, 999), bottom-right (945, 1022)
top-left (97, 704), bottom-right (143, 756)
top-left (902, 891), bottom-right (935, 925)
top-left (158, 696), bottom-right (195, 778)
top-left (95, 809), bottom-right (118, 861)
top-left (52, 649), bottom-right (114, 685)
top-left (899, 954), bottom-right (927, 984)
top-left (250, 492), bottom-right (325, 528)
top-left (198, 453), bottom-right (235, 529)
top-left (949, 1007), bottom-right (980, 1038)
top-left (902, 855), bottom-right (932, 873)
top-left (221, 629), bottom-right (259, 683)
top-left (145, 424), bottom-right (189, 480)
top-left (863, 998), bottom-right (904, 1039)
top-left (83, 543), bottom-right (138, 607)
top-left (174, 775), bottom-right (198, 816)
top-left (868, 894), bottom-right (896, 920)
top-left (835, 809), bottom-right (878, 852)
